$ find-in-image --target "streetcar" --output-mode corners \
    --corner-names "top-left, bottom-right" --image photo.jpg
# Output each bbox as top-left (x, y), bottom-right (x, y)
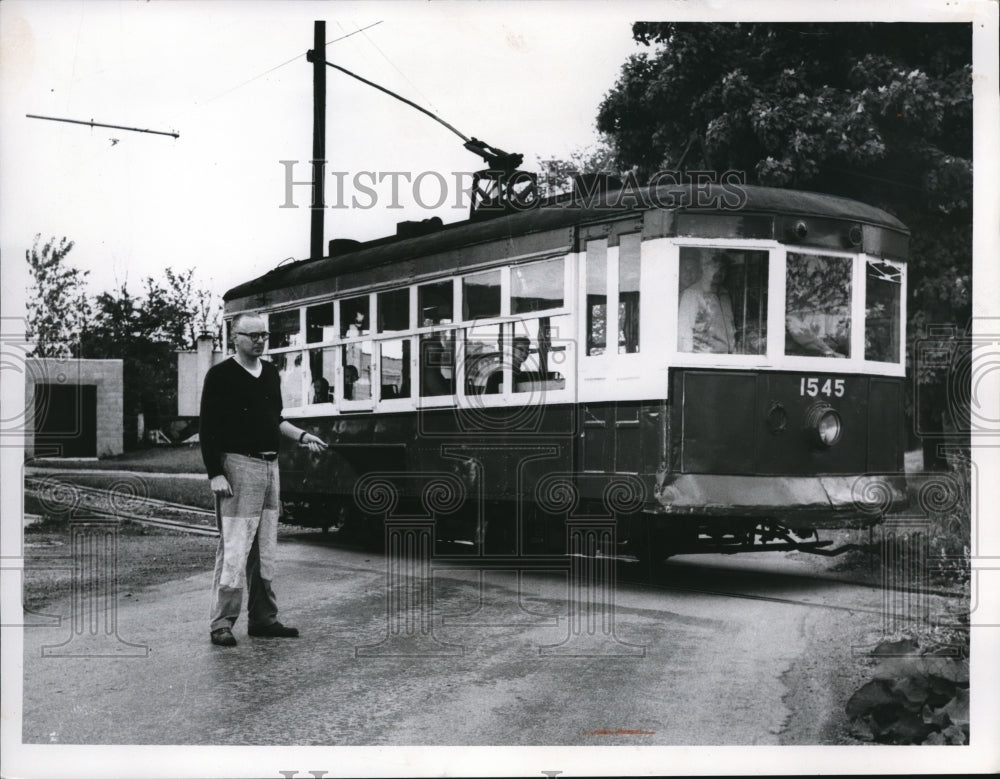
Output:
top-left (222, 179), bottom-right (909, 563)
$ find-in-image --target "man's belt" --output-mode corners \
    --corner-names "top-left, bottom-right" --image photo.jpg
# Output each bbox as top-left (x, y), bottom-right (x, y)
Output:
top-left (230, 451), bottom-right (278, 461)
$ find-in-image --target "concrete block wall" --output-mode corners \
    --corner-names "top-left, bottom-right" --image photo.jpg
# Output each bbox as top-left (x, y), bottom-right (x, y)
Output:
top-left (176, 335), bottom-right (224, 416)
top-left (24, 358), bottom-right (124, 457)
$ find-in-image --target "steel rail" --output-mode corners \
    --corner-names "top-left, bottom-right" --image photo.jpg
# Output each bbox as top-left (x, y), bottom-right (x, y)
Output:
top-left (24, 476), bottom-right (214, 516)
top-left (24, 478), bottom-right (218, 537)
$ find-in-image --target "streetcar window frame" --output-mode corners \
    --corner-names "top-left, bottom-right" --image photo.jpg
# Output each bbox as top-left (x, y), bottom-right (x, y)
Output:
top-left (664, 239), bottom-right (905, 377)
top-left (229, 231), bottom-right (905, 419)
top-left (252, 253), bottom-right (573, 415)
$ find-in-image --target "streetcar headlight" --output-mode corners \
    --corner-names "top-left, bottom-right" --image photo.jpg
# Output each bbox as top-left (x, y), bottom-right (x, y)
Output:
top-left (817, 410), bottom-right (842, 445)
top-left (805, 403), bottom-right (842, 447)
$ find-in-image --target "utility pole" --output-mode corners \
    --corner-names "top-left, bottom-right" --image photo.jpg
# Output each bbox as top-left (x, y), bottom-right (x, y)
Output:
top-left (308, 20), bottom-right (326, 260)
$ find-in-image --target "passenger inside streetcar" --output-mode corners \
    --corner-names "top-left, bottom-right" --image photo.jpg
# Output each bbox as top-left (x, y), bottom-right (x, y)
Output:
top-left (343, 364), bottom-right (358, 400)
top-left (420, 329), bottom-right (455, 397)
top-left (785, 315), bottom-right (848, 357)
top-left (677, 252), bottom-right (736, 354)
top-left (311, 375), bottom-right (330, 403)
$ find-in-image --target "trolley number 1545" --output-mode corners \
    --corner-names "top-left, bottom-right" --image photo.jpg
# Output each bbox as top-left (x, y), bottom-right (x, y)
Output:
top-left (800, 377), bottom-right (845, 398)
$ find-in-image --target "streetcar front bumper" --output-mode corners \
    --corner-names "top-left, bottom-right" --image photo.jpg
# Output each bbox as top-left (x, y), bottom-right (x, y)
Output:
top-left (651, 473), bottom-right (909, 528)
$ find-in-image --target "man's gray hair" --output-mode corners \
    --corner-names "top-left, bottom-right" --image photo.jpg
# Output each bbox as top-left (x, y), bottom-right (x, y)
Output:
top-left (230, 312), bottom-right (264, 332)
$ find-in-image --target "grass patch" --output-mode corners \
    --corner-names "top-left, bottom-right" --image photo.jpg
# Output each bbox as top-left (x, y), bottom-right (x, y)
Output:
top-left (28, 444), bottom-right (206, 474)
top-left (26, 472), bottom-right (214, 511)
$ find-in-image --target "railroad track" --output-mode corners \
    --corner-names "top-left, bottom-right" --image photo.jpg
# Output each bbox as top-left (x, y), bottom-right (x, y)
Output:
top-left (23, 476), bottom-right (969, 615)
top-left (24, 475), bottom-right (218, 537)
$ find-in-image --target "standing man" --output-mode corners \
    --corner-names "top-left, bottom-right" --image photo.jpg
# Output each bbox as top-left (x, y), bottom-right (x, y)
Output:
top-left (200, 312), bottom-right (327, 647)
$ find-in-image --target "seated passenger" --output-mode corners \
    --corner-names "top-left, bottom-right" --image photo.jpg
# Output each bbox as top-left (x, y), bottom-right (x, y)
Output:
top-left (510, 336), bottom-right (531, 388)
top-left (311, 376), bottom-right (330, 403)
top-left (677, 253), bottom-right (735, 353)
top-left (420, 333), bottom-right (455, 397)
top-left (785, 313), bottom-right (848, 358)
top-left (343, 364), bottom-right (359, 400)
top-left (481, 336), bottom-right (532, 394)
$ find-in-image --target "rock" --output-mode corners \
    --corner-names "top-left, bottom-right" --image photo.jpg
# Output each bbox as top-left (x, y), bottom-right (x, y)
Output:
top-left (846, 679), bottom-right (897, 719)
top-left (923, 730), bottom-right (947, 745)
top-left (884, 709), bottom-right (933, 744)
top-left (871, 637), bottom-right (919, 656)
top-left (942, 687), bottom-right (969, 727)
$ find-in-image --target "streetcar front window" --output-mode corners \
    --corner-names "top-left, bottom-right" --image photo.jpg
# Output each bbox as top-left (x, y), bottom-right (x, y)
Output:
top-left (677, 247), bottom-right (768, 355)
top-left (864, 258), bottom-right (903, 363)
top-left (784, 253), bottom-right (851, 358)
top-left (512, 258), bottom-right (563, 314)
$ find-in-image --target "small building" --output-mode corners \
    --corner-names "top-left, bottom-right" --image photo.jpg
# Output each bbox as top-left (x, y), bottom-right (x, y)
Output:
top-left (24, 358), bottom-right (124, 458)
top-left (176, 334), bottom-right (225, 417)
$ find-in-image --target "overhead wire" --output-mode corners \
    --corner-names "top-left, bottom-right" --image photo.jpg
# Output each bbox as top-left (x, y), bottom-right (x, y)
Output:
top-left (340, 20), bottom-right (441, 116)
top-left (203, 21), bottom-right (383, 105)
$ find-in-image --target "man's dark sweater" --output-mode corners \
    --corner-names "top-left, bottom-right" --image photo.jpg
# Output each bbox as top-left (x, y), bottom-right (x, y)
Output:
top-left (200, 357), bottom-right (284, 478)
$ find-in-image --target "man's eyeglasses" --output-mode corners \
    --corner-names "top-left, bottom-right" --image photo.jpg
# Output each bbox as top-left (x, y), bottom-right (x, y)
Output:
top-left (234, 331), bottom-right (269, 341)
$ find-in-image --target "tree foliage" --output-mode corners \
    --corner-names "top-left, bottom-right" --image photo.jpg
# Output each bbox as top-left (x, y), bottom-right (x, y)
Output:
top-left (25, 235), bottom-right (91, 358)
top-left (596, 22), bottom-right (972, 457)
top-left (598, 23), bottom-right (971, 215)
top-left (79, 270), bottom-right (217, 443)
top-left (536, 140), bottom-right (624, 198)
top-left (25, 240), bottom-right (220, 446)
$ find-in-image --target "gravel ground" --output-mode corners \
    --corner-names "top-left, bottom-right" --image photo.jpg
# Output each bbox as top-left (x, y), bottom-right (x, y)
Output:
top-left (22, 515), bottom-right (218, 614)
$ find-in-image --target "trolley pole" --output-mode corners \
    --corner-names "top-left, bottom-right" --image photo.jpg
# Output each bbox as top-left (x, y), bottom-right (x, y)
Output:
top-left (309, 20), bottom-right (326, 260)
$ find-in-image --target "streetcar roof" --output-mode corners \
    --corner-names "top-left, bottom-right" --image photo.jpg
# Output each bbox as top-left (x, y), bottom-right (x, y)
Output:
top-left (224, 183), bottom-right (908, 305)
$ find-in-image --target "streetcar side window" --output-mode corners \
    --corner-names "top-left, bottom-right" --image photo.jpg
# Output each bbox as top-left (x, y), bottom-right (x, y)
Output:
top-left (268, 309), bottom-right (300, 350)
top-left (379, 338), bottom-right (411, 399)
top-left (271, 352), bottom-right (305, 408)
top-left (677, 247), bottom-right (767, 355)
top-left (419, 328), bottom-right (456, 397)
top-left (463, 270), bottom-right (502, 320)
top-left (586, 240), bottom-right (608, 355)
top-left (418, 280), bottom-right (453, 325)
top-left (785, 253), bottom-right (851, 358)
top-left (308, 347), bottom-right (336, 403)
top-left (340, 295), bottom-right (370, 338)
top-left (864, 258), bottom-right (903, 363)
top-left (511, 258), bottom-right (563, 314)
top-left (341, 342), bottom-right (373, 400)
top-left (378, 289), bottom-right (409, 333)
top-left (463, 323), bottom-right (504, 395)
top-left (306, 303), bottom-right (334, 344)
top-left (510, 315), bottom-right (569, 394)
top-left (618, 233), bottom-right (641, 354)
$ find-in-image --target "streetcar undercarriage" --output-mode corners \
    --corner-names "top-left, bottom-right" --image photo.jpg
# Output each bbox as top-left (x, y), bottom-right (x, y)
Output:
top-left (281, 496), bottom-right (876, 561)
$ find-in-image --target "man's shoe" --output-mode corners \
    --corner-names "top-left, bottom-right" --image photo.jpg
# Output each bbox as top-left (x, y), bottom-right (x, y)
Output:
top-left (210, 627), bottom-right (237, 647)
top-left (248, 621), bottom-right (299, 638)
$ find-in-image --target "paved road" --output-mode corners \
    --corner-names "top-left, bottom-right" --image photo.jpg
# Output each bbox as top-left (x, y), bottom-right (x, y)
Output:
top-left (20, 534), bottom-right (887, 746)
